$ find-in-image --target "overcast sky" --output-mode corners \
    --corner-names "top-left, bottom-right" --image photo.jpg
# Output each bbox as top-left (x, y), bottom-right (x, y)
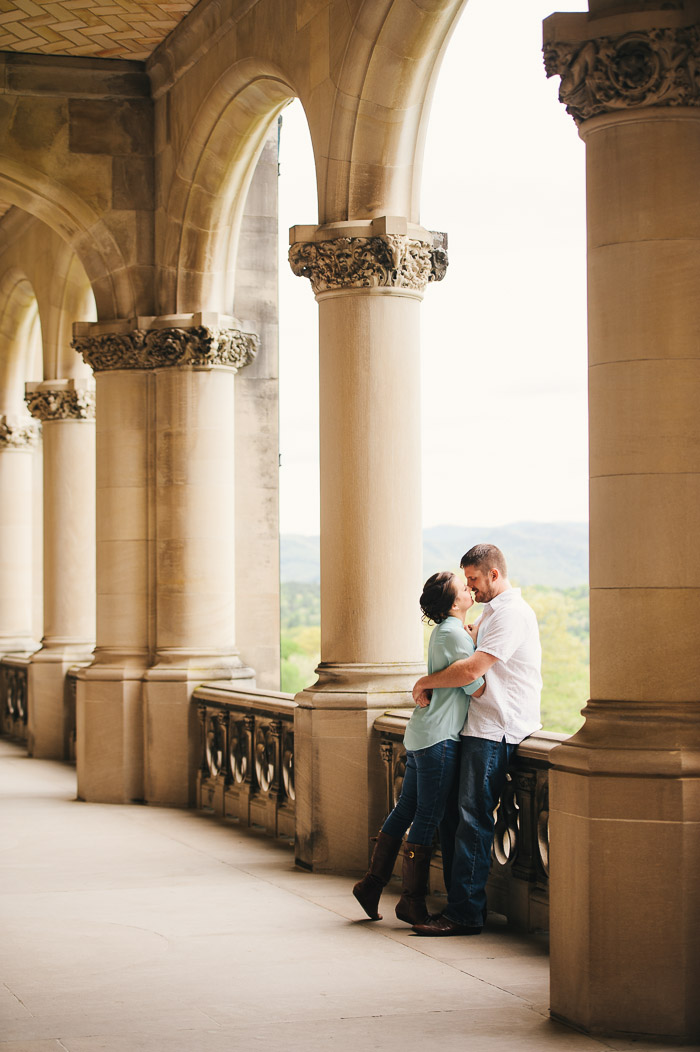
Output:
top-left (277, 0), bottom-right (589, 537)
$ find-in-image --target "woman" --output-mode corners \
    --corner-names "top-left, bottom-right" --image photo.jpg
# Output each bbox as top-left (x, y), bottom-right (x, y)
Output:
top-left (353, 571), bottom-right (484, 924)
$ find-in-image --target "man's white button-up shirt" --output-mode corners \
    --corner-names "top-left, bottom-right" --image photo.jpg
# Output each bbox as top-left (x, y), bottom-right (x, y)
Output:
top-left (463, 587), bottom-right (542, 744)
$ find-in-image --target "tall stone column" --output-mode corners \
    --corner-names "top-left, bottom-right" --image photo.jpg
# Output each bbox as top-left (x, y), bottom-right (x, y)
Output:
top-left (289, 216), bottom-right (447, 871)
top-left (544, 13), bottom-right (700, 1041)
top-left (0, 416), bottom-right (40, 655)
top-left (25, 380), bottom-right (96, 759)
top-left (73, 314), bottom-right (257, 807)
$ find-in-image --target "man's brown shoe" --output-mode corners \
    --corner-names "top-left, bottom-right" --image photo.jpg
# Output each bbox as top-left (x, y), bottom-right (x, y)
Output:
top-left (412, 913), bottom-right (482, 937)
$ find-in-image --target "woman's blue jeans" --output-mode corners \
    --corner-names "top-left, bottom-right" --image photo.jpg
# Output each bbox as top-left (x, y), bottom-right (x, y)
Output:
top-left (439, 735), bottom-right (516, 926)
top-left (381, 739), bottom-right (460, 847)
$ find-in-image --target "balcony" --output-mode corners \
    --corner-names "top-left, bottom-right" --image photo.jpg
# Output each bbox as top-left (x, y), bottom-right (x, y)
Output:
top-left (1, 735), bottom-right (686, 1052)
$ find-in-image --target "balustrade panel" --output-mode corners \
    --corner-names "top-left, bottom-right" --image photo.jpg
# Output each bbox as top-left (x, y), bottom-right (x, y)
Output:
top-left (194, 686), bottom-right (296, 842)
top-left (0, 658), bottom-right (29, 743)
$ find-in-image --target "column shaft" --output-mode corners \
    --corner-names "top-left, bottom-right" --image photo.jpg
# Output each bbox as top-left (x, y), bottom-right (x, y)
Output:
top-left (144, 363), bottom-right (254, 807)
top-left (25, 381), bottom-right (96, 760)
top-left (153, 366), bottom-right (238, 663)
top-left (544, 15), bottom-right (700, 1041)
top-left (319, 290), bottom-right (423, 665)
top-left (74, 368), bottom-right (150, 803)
top-left (41, 419), bottom-right (96, 647)
top-left (0, 419), bottom-right (40, 653)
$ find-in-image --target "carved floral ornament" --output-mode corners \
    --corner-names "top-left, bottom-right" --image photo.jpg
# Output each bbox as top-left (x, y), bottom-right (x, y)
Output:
top-left (543, 25), bottom-right (700, 125)
top-left (288, 232), bottom-right (448, 295)
top-left (72, 325), bottom-right (259, 373)
top-left (0, 417), bottom-right (40, 449)
top-left (26, 389), bottom-right (96, 421)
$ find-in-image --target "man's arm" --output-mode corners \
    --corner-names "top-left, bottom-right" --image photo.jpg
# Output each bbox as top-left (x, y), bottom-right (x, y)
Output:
top-left (412, 650), bottom-right (498, 704)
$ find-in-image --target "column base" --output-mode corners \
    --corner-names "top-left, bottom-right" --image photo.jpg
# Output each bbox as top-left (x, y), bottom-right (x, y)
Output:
top-left (549, 700), bottom-right (700, 1042)
top-left (75, 663), bottom-right (146, 804)
top-left (294, 661), bottom-right (422, 873)
top-left (27, 645), bottom-right (92, 759)
top-left (143, 662), bottom-right (255, 807)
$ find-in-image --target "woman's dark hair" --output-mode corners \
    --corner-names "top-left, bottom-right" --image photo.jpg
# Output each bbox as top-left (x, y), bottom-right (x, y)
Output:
top-left (420, 571), bottom-right (458, 625)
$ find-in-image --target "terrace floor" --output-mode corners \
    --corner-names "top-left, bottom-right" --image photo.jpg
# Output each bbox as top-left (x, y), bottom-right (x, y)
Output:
top-left (0, 738), bottom-right (687, 1052)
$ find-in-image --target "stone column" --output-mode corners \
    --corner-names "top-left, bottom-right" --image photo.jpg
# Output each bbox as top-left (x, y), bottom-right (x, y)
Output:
top-left (73, 314), bottom-right (257, 807)
top-left (25, 380), bottom-right (96, 759)
top-left (544, 13), bottom-right (700, 1042)
top-left (0, 416), bottom-right (40, 655)
top-left (288, 216), bottom-right (447, 871)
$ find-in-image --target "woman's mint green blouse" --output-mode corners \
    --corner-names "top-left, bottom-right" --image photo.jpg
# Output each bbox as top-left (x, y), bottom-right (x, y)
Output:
top-left (403, 616), bottom-right (484, 751)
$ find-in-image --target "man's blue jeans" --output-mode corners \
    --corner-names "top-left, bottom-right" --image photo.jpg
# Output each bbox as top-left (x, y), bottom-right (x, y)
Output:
top-left (439, 735), bottom-right (516, 926)
top-left (381, 739), bottom-right (460, 846)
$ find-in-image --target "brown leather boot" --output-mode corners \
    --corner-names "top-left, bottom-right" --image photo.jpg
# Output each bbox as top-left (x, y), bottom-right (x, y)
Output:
top-left (395, 842), bottom-right (432, 925)
top-left (352, 831), bottom-right (403, 920)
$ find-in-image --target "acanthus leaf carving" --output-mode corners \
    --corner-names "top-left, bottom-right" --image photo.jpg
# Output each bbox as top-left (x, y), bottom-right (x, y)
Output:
top-left (26, 389), bottom-right (96, 421)
top-left (288, 232), bottom-right (448, 295)
top-left (72, 325), bottom-right (259, 373)
top-left (0, 416), bottom-right (40, 450)
top-left (544, 26), bottom-right (700, 125)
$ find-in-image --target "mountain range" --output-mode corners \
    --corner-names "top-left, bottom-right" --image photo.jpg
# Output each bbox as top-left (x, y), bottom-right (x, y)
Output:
top-left (281, 522), bottom-right (589, 589)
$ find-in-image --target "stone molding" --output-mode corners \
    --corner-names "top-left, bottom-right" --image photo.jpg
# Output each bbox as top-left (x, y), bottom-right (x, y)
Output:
top-left (543, 25), bottom-right (700, 125)
top-left (0, 416), bottom-right (40, 450)
top-left (288, 232), bottom-right (448, 295)
top-left (26, 388), bottom-right (96, 421)
top-left (72, 324), bottom-right (259, 373)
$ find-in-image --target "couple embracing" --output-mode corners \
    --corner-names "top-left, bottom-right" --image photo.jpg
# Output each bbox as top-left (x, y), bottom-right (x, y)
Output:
top-left (353, 543), bottom-right (542, 936)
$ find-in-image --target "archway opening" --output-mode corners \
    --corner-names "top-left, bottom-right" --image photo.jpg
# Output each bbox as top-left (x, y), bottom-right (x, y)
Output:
top-left (419, 0), bottom-right (589, 733)
top-left (277, 99), bottom-right (320, 693)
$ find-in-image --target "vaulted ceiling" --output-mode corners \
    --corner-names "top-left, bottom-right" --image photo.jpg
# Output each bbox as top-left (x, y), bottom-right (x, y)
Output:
top-left (0, 1), bottom-right (199, 62)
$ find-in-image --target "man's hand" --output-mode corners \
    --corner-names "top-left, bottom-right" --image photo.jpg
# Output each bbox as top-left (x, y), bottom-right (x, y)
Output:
top-left (413, 652), bottom-right (499, 694)
top-left (412, 676), bottom-right (431, 704)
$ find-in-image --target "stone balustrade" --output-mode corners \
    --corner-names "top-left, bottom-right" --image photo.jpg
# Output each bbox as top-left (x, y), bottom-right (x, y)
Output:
top-left (0, 657), bottom-right (30, 743)
top-left (193, 685), bottom-right (297, 841)
top-left (375, 709), bottom-right (568, 931)
top-left (191, 686), bottom-right (567, 932)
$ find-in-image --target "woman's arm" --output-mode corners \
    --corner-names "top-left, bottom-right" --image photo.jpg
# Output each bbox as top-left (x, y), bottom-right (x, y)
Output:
top-left (412, 650), bottom-right (498, 704)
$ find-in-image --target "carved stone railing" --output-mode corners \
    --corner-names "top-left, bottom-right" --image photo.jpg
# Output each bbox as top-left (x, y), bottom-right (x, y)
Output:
top-left (374, 709), bottom-right (567, 932)
top-left (0, 656), bottom-right (30, 743)
top-left (64, 668), bottom-right (82, 763)
top-left (193, 685), bottom-right (297, 842)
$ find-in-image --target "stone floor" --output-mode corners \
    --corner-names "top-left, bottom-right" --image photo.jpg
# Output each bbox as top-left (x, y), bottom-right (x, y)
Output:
top-left (0, 739), bottom-right (689, 1052)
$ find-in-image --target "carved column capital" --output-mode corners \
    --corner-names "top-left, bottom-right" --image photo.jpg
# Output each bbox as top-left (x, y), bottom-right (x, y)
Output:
top-left (544, 24), bottom-right (700, 126)
top-left (0, 415), bottom-right (40, 450)
top-left (72, 314), bottom-right (259, 373)
top-left (289, 226), bottom-right (448, 295)
top-left (25, 381), bottom-right (96, 421)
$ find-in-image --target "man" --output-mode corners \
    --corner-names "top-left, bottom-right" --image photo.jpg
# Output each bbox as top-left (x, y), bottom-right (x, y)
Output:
top-left (411, 543), bottom-right (542, 936)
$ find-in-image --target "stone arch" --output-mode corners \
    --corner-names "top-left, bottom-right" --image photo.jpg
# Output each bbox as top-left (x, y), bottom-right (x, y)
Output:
top-left (319, 0), bottom-right (466, 223)
top-left (0, 268), bottom-right (42, 413)
top-left (0, 158), bottom-right (138, 321)
top-left (160, 60), bottom-right (298, 313)
top-left (51, 251), bottom-right (96, 381)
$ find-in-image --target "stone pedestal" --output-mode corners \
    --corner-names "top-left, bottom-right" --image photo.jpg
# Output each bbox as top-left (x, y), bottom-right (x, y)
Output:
top-left (25, 380), bottom-right (96, 759)
top-left (0, 416), bottom-right (40, 655)
top-left (73, 314), bottom-right (258, 806)
top-left (544, 13), bottom-right (700, 1042)
top-left (289, 218), bottom-right (447, 871)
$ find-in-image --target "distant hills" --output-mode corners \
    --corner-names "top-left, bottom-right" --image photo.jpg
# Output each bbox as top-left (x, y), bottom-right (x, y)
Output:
top-left (281, 522), bottom-right (589, 589)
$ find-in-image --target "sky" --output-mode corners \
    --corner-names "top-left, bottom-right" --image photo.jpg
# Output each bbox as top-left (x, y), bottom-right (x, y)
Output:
top-left (277, 0), bottom-right (589, 536)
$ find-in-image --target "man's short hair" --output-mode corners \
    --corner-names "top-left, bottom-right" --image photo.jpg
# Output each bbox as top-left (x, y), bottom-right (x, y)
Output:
top-left (460, 543), bottom-right (507, 577)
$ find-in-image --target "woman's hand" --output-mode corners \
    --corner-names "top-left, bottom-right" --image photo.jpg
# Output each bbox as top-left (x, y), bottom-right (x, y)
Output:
top-left (466, 622), bottom-right (478, 643)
